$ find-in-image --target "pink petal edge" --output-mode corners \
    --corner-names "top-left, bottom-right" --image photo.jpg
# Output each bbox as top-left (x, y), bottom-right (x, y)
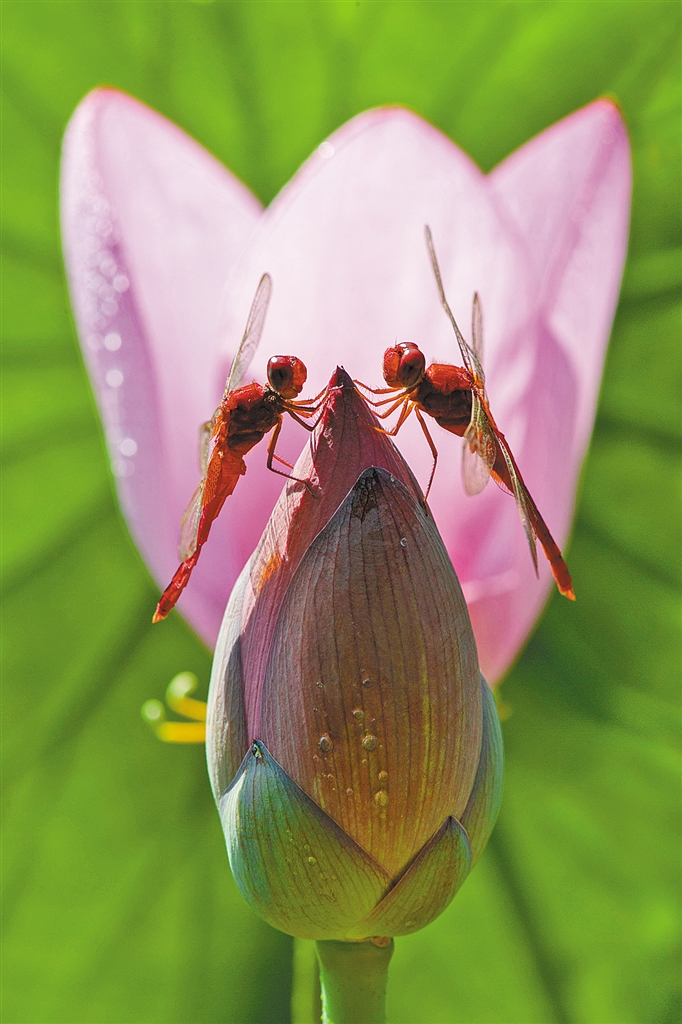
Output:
top-left (60, 88), bottom-right (262, 643)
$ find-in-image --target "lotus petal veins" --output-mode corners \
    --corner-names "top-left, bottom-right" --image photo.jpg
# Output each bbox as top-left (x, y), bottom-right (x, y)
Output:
top-left (60, 90), bottom-right (631, 681)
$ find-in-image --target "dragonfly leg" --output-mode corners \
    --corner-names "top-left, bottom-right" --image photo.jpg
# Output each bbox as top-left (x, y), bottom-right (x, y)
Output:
top-left (285, 407), bottom-right (318, 431)
top-left (358, 390), bottom-right (407, 409)
top-left (297, 384), bottom-right (329, 405)
top-left (289, 390), bottom-right (329, 416)
top-left (374, 397), bottom-right (414, 435)
top-left (354, 380), bottom-right (398, 397)
top-left (414, 407), bottom-right (439, 502)
top-left (373, 395), bottom-right (411, 420)
top-left (267, 419), bottom-right (317, 496)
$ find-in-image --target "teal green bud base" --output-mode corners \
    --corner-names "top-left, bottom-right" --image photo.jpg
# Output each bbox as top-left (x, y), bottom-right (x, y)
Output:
top-left (315, 940), bottom-right (394, 1024)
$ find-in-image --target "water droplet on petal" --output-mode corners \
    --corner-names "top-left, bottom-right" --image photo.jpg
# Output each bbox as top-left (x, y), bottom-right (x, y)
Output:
top-left (374, 790), bottom-right (389, 807)
top-left (362, 677), bottom-right (372, 687)
top-left (346, 788), bottom-right (353, 796)
top-left (400, 537), bottom-right (407, 547)
top-left (119, 437), bottom-right (137, 457)
top-left (362, 734), bottom-right (378, 752)
top-left (307, 856), bottom-right (317, 865)
top-left (105, 368), bottom-right (123, 388)
top-left (319, 735), bottom-right (333, 752)
top-left (378, 770), bottom-right (388, 782)
top-left (316, 680), bottom-right (324, 688)
top-left (352, 708), bottom-right (364, 720)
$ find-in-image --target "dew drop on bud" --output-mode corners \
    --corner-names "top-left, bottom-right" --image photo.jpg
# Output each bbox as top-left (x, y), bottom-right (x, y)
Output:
top-left (352, 708), bottom-right (364, 720)
top-left (378, 770), bottom-right (388, 782)
top-left (307, 856), bottom-right (317, 865)
top-left (374, 790), bottom-right (389, 807)
top-left (319, 734), bottom-right (333, 752)
top-left (362, 734), bottom-right (378, 751)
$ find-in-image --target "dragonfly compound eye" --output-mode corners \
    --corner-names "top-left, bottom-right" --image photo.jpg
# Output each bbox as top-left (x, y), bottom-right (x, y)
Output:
top-left (383, 342), bottom-right (425, 388)
top-left (267, 356), bottom-right (307, 398)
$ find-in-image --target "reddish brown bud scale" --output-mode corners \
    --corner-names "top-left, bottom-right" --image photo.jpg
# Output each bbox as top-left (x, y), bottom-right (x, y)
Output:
top-left (235, 367), bottom-right (425, 741)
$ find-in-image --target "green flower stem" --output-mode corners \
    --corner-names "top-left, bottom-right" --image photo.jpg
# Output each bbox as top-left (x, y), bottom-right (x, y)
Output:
top-left (315, 939), bottom-right (394, 1024)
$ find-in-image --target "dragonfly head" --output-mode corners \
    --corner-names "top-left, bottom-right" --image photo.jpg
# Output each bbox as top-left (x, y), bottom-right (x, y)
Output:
top-left (383, 342), bottom-right (426, 389)
top-left (267, 356), bottom-right (308, 399)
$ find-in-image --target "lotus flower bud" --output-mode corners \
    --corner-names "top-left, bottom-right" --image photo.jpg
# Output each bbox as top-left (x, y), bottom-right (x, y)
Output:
top-left (206, 368), bottom-right (503, 940)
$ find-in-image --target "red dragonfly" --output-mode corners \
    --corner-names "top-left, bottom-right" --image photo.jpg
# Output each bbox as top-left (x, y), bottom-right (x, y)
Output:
top-left (153, 274), bottom-right (324, 622)
top-left (358, 227), bottom-right (574, 600)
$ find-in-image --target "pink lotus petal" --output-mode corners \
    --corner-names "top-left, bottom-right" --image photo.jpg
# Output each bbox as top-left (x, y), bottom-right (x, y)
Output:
top-left (466, 98), bottom-right (631, 679)
top-left (61, 94), bottom-right (630, 682)
top-left (60, 88), bottom-right (261, 641)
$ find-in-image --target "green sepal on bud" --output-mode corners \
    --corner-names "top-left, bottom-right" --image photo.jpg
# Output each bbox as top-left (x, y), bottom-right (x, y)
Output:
top-left (461, 676), bottom-right (504, 866)
top-left (220, 685), bottom-right (503, 943)
top-left (221, 741), bottom-right (390, 940)
top-left (346, 815), bottom-right (470, 939)
top-left (221, 740), bottom-right (476, 941)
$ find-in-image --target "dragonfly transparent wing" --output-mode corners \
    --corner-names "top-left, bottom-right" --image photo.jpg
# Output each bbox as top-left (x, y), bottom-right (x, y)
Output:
top-left (425, 226), bottom-right (482, 380)
top-left (461, 390), bottom-right (496, 495)
top-left (497, 438), bottom-right (539, 574)
top-left (462, 442), bottom-right (492, 495)
top-left (198, 419), bottom-right (213, 474)
top-left (178, 482), bottom-right (205, 562)
top-left (471, 293), bottom-right (484, 381)
top-left (222, 273), bottom-right (273, 399)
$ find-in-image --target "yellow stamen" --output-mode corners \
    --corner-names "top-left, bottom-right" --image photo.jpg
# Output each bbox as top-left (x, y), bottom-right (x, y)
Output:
top-left (141, 673), bottom-right (207, 744)
top-left (165, 672), bottom-right (207, 721)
